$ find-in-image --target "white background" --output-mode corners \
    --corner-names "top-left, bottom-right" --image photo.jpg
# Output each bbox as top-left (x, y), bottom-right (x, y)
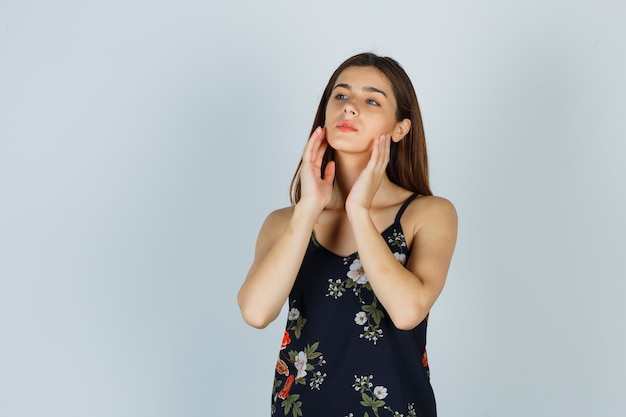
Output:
top-left (1, 1), bottom-right (625, 416)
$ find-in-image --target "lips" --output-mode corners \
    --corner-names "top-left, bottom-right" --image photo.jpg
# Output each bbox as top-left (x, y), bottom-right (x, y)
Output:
top-left (336, 119), bottom-right (358, 132)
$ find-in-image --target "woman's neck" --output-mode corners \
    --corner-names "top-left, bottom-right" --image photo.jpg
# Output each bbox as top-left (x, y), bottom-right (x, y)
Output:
top-left (328, 154), bottom-right (397, 209)
top-left (331, 152), bottom-right (366, 196)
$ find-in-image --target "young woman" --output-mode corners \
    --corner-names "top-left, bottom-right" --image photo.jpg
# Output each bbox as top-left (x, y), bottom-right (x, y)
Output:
top-left (238, 53), bottom-right (457, 417)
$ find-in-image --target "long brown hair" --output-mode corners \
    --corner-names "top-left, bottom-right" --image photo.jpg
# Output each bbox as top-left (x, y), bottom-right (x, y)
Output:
top-left (290, 52), bottom-right (431, 204)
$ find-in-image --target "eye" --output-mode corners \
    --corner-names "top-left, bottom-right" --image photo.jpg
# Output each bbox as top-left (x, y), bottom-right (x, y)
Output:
top-left (366, 99), bottom-right (380, 106)
top-left (335, 93), bottom-right (348, 100)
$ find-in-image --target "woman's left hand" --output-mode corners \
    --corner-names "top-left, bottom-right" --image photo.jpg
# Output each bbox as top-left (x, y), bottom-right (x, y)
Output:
top-left (345, 134), bottom-right (391, 214)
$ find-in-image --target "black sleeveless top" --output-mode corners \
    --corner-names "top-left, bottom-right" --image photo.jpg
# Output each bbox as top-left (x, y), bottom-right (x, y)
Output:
top-left (271, 193), bottom-right (436, 417)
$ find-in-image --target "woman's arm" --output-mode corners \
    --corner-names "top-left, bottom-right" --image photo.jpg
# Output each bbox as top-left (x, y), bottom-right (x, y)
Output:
top-left (237, 127), bottom-right (335, 328)
top-left (348, 196), bottom-right (457, 330)
top-left (237, 205), bottom-right (318, 329)
top-left (346, 135), bottom-right (458, 330)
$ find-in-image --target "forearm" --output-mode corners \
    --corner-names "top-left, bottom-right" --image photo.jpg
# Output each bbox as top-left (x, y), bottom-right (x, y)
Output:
top-left (238, 204), bottom-right (319, 328)
top-left (348, 207), bottom-right (429, 330)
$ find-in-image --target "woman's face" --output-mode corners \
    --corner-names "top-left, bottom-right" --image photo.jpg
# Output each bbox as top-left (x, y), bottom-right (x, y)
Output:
top-left (324, 65), bottom-right (407, 155)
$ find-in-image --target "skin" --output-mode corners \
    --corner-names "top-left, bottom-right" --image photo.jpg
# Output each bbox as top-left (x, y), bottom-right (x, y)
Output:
top-left (238, 66), bottom-right (458, 331)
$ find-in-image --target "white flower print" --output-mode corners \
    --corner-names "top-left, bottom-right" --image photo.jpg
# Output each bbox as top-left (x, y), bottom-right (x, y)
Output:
top-left (373, 385), bottom-right (388, 400)
top-left (354, 311), bottom-right (367, 325)
top-left (387, 230), bottom-right (407, 248)
top-left (360, 326), bottom-right (383, 344)
top-left (351, 375), bottom-right (411, 415)
top-left (352, 374), bottom-right (374, 391)
top-left (326, 278), bottom-right (345, 298)
top-left (347, 258), bottom-right (367, 284)
top-left (294, 351), bottom-right (308, 379)
top-left (288, 307), bottom-right (300, 321)
top-left (309, 370), bottom-right (327, 390)
top-left (393, 252), bottom-right (407, 265)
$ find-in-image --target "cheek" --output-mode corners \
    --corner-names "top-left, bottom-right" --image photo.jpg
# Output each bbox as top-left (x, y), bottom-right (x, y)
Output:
top-left (369, 115), bottom-right (397, 136)
top-left (323, 107), bottom-right (331, 127)
top-left (325, 101), bottom-right (339, 118)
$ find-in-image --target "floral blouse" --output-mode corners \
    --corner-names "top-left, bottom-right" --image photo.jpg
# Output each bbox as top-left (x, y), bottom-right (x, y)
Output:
top-left (271, 193), bottom-right (436, 417)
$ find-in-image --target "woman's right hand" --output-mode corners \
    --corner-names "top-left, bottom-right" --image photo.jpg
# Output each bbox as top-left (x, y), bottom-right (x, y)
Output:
top-left (297, 126), bottom-right (335, 213)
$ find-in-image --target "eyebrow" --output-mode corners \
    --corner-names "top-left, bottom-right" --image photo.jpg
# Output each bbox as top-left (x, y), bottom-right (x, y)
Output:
top-left (334, 83), bottom-right (388, 98)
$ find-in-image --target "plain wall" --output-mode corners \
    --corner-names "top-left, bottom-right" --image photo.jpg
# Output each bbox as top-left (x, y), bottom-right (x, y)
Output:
top-left (1, 1), bottom-right (625, 415)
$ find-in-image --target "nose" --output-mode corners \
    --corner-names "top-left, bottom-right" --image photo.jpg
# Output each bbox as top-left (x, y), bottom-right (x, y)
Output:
top-left (343, 101), bottom-right (358, 116)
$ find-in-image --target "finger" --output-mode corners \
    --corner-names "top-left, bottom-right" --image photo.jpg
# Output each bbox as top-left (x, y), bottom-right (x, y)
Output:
top-left (313, 136), bottom-right (329, 166)
top-left (381, 135), bottom-right (391, 168)
top-left (361, 143), bottom-right (377, 177)
top-left (323, 160), bottom-right (335, 184)
top-left (367, 136), bottom-right (385, 179)
top-left (370, 135), bottom-right (386, 172)
top-left (303, 126), bottom-right (324, 161)
top-left (313, 128), bottom-right (328, 163)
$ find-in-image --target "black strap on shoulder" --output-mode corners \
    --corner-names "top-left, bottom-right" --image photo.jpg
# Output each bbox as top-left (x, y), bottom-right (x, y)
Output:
top-left (394, 192), bottom-right (419, 223)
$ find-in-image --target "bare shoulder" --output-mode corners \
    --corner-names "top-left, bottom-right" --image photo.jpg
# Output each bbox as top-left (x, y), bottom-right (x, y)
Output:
top-left (257, 205), bottom-right (295, 238)
top-left (249, 206), bottom-right (295, 269)
top-left (262, 206), bottom-right (295, 231)
top-left (411, 195), bottom-right (457, 218)
top-left (255, 205), bottom-right (295, 245)
top-left (402, 195), bottom-right (458, 239)
top-left (401, 195), bottom-right (458, 276)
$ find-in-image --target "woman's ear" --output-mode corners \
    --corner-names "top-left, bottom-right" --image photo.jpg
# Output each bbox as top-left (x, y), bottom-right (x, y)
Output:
top-left (391, 119), bottom-right (411, 143)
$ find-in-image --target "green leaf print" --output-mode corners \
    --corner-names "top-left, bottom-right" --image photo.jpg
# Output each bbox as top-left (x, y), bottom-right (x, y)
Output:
top-left (360, 392), bottom-right (373, 406)
top-left (304, 342), bottom-right (322, 359)
top-left (306, 341), bottom-right (319, 354)
top-left (281, 393), bottom-right (300, 415)
top-left (362, 304), bottom-right (375, 313)
top-left (291, 400), bottom-right (303, 417)
top-left (292, 317), bottom-right (307, 339)
top-left (362, 302), bottom-right (385, 326)
top-left (360, 392), bottom-right (385, 408)
top-left (273, 378), bottom-right (282, 392)
top-left (371, 309), bottom-right (385, 325)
